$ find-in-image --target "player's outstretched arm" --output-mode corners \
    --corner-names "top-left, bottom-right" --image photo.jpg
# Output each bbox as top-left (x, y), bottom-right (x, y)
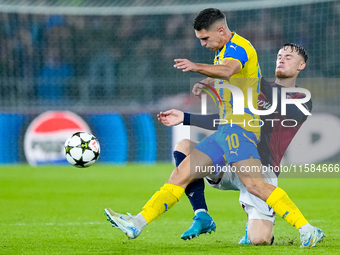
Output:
top-left (158, 108), bottom-right (219, 130)
top-left (174, 58), bottom-right (240, 80)
top-left (184, 112), bottom-right (219, 130)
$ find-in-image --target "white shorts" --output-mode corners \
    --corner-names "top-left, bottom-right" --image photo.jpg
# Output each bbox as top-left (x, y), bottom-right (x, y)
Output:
top-left (205, 169), bottom-right (278, 223)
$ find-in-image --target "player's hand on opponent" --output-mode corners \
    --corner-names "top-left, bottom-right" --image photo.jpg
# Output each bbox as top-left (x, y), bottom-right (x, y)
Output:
top-left (157, 109), bottom-right (184, 127)
top-left (174, 59), bottom-right (198, 72)
top-left (192, 82), bottom-right (206, 98)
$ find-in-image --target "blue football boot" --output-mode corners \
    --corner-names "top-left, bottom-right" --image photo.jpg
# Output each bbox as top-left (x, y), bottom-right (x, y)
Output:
top-left (181, 211), bottom-right (216, 240)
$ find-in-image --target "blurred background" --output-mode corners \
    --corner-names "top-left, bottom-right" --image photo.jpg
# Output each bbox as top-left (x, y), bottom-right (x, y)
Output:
top-left (0, 0), bottom-right (339, 165)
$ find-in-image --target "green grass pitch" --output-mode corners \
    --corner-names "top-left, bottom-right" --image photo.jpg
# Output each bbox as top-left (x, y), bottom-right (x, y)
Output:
top-left (1, 164), bottom-right (339, 254)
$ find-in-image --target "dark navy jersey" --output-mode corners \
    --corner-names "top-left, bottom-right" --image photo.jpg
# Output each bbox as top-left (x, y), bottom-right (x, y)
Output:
top-left (183, 78), bottom-right (312, 176)
top-left (257, 78), bottom-right (312, 171)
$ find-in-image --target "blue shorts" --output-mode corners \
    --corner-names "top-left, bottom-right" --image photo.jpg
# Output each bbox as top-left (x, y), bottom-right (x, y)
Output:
top-left (195, 124), bottom-right (260, 167)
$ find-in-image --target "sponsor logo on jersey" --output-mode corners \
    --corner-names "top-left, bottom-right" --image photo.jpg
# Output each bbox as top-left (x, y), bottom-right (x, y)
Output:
top-left (24, 111), bottom-right (91, 166)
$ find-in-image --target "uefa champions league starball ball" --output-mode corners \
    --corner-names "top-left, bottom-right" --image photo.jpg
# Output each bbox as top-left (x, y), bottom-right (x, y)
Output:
top-left (64, 132), bottom-right (100, 167)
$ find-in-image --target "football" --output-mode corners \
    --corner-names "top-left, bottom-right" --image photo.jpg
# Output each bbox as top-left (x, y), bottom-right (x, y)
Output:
top-left (64, 132), bottom-right (100, 167)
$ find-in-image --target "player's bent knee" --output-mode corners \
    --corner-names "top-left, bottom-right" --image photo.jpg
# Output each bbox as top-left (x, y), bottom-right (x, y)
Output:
top-left (248, 219), bottom-right (274, 245)
top-left (174, 139), bottom-right (193, 156)
top-left (249, 235), bottom-right (273, 245)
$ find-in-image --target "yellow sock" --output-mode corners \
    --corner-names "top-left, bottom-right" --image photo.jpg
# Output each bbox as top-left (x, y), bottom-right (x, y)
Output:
top-left (266, 187), bottom-right (308, 229)
top-left (140, 183), bottom-right (184, 224)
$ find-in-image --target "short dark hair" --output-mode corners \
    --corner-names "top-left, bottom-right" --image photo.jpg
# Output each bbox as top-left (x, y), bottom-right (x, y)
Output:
top-left (282, 43), bottom-right (308, 62)
top-left (193, 8), bottom-right (226, 31)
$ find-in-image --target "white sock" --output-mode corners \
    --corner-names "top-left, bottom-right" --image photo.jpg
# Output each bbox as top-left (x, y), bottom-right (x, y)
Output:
top-left (133, 213), bottom-right (147, 230)
top-left (299, 223), bottom-right (313, 234)
top-left (194, 209), bottom-right (208, 215)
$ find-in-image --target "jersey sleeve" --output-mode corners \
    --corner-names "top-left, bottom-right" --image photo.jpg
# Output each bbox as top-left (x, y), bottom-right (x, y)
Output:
top-left (183, 112), bottom-right (219, 130)
top-left (224, 43), bottom-right (248, 69)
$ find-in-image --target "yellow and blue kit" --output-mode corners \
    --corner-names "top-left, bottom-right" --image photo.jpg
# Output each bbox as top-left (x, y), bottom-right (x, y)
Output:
top-left (195, 32), bottom-right (261, 164)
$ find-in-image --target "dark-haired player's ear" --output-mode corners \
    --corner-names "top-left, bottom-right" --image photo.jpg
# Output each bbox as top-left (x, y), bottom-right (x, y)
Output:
top-left (217, 26), bottom-right (224, 35)
top-left (297, 62), bottom-right (306, 71)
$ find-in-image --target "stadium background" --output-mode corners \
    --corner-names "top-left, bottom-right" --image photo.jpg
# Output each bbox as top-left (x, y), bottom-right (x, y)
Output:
top-left (0, 0), bottom-right (339, 165)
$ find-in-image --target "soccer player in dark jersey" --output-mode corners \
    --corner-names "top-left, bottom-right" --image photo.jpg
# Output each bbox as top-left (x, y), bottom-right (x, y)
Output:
top-left (158, 43), bottom-right (324, 246)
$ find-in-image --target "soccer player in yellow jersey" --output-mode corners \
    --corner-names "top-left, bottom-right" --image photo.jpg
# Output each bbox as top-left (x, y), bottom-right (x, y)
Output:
top-left (104, 8), bottom-right (322, 248)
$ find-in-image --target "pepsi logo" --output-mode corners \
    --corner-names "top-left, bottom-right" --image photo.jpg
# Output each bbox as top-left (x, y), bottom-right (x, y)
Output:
top-left (24, 111), bottom-right (91, 166)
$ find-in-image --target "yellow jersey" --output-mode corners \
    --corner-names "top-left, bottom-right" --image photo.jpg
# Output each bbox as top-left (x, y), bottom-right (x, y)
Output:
top-left (214, 32), bottom-right (261, 139)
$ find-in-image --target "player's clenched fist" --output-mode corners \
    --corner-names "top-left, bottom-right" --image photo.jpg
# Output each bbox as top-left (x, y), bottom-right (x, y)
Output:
top-left (192, 83), bottom-right (207, 98)
top-left (174, 59), bottom-right (198, 72)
